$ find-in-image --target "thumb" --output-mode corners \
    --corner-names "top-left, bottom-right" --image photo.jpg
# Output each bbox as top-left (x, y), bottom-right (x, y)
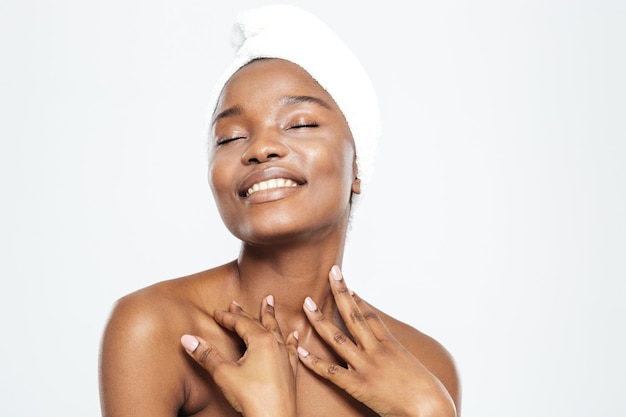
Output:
top-left (181, 334), bottom-right (227, 374)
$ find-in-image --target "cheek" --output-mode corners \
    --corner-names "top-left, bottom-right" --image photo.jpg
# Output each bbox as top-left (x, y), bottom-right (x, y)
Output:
top-left (333, 139), bottom-right (357, 179)
top-left (207, 158), bottom-right (219, 195)
top-left (208, 157), bottom-right (241, 231)
top-left (208, 156), bottom-right (232, 203)
top-left (310, 140), bottom-right (356, 196)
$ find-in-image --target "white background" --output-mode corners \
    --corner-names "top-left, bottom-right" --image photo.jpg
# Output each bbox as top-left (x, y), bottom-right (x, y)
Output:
top-left (1, 0), bottom-right (624, 416)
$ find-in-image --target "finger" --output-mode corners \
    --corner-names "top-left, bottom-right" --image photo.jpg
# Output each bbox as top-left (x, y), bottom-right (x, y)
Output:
top-left (351, 292), bottom-right (393, 342)
top-left (296, 345), bottom-right (355, 392)
top-left (260, 295), bottom-right (285, 341)
top-left (180, 334), bottom-right (230, 375)
top-left (214, 307), bottom-right (267, 346)
top-left (302, 296), bottom-right (362, 365)
top-left (328, 265), bottom-right (377, 348)
top-left (227, 300), bottom-right (256, 319)
top-left (213, 301), bottom-right (257, 330)
top-left (285, 330), bottom-right (299, 377)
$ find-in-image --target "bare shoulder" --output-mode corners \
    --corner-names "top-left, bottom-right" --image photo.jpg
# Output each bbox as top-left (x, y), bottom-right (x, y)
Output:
top-left (373, 305), bottom-right (462, 413)
top-left (99, 261), bottom-right (239, 417)
top-left (102, 260), bottom-right (239, 337)
top-left (102, 264), bottom-right (229, 346)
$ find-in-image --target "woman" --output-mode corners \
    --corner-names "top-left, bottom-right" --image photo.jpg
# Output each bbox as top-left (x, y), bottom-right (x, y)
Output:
top-left (99, 5), bottom-right (460, 417)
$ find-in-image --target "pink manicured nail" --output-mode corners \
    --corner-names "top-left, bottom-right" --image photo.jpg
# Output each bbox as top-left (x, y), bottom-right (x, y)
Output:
top-left (297, 346), bottom-right (310, 357)
top-left (181, 335), bottom-right (199, 353)
top-left (266, 294), bottom-right (274, 307)
top-left (293, 330), bottom-right (299, 340)
top-left (330, 265), bottom-right (343, 281)
top-left (304, 297), bottom-right (317, 312)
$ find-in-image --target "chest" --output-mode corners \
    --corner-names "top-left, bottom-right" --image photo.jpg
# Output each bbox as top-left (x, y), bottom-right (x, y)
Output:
top-left (182, 367), bottom-right (377, 417)
top-left (179, 310), bottom-right (378, 417)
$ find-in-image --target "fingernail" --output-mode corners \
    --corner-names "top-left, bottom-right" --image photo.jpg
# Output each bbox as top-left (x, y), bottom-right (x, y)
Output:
top-left (330, 265), bottom-right (343, 281)
top-left (293, 330), bottom-right (299, 340)
top-left (304, 297), bottom-right (317, 312)
top-left (297, 346), bottom-right (309, 357)
top-left (266, 294), bottom-right (274, 307)
top-left (231, 300), bottom-right (242, 308)
top-left (181, 334), bottom-right (199, 353)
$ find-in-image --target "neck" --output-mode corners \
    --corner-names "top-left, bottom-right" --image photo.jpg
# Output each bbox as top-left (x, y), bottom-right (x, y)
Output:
top-left (233, 233), bottom-right (347, 335)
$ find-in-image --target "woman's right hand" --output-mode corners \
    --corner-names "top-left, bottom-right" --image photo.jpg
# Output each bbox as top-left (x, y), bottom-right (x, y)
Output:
top-left (180, 296), bottom-right (298, 417)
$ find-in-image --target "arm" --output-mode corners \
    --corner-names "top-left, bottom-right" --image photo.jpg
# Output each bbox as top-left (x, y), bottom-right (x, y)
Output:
top-left (297, 265), bottom-right (460, 417)
top-left (99, 294), bottom-right (185, 417)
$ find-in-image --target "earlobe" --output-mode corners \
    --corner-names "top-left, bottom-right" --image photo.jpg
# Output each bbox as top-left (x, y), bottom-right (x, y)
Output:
top-left (351, 177), bottom-right (361, 195)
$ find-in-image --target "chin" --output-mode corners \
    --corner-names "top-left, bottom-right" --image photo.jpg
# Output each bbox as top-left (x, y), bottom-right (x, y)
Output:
top-left (236, 217), bottom-right (347, 247)
top-left (231, 220), bottom-right (304, 244)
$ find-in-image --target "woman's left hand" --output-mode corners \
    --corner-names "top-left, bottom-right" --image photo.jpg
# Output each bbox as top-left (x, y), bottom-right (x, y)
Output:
top-left (297, 266), bottom-right (457, 417)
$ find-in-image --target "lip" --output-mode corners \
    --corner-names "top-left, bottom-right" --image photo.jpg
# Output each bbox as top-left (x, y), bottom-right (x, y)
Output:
top-left (238, 166), bottom-right (306, 198)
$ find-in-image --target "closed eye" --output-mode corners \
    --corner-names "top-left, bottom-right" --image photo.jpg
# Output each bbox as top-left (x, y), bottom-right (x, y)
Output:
top-left (216, 136), bottom-right (246, 146)
top-left (289, 122), bottom-right (318, 129)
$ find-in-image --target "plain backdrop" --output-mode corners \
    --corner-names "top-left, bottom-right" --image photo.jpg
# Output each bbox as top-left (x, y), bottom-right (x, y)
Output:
top-left (1, 0), bottom-right (624, 416)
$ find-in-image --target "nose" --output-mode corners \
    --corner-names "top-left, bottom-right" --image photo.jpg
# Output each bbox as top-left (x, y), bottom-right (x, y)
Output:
top-left (241, 129), bottom-right (289, 164)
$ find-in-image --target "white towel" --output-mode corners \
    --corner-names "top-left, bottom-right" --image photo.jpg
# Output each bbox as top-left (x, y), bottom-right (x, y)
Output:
top-left (207, 4), bottom-right (381, 202)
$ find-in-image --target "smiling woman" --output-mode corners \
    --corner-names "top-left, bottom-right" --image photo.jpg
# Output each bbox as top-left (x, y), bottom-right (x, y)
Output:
top-left (98, 5), bottom-right (460, 417)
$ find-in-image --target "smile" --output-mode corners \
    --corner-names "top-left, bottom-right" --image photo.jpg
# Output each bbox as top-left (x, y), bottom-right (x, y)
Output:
top-left (246, 178), bottom-right (299, 197)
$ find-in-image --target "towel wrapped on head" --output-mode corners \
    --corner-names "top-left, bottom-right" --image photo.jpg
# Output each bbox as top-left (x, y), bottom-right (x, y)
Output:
top-left (207, 4), bottom-right (381, 206)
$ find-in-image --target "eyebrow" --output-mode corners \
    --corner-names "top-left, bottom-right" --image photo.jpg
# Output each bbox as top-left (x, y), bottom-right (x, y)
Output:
top-left (211, 95), bottom-right (332, 126)
top-left (281, 95), bottom-right (332, 109)
top-left (212, 104), bottom-right (243, 126)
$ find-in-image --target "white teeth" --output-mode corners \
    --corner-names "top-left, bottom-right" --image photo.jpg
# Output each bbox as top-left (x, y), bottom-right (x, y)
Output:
top-left (246, 178), bottom-right (298, 196)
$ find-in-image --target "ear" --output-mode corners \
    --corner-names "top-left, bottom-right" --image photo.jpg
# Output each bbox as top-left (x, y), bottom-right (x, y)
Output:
top-left (351, 177), bottom-right (361, 195)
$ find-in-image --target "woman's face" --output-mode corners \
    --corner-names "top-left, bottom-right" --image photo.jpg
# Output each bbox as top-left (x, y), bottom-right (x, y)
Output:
top-left (208, 58), bottom-right (360, 244)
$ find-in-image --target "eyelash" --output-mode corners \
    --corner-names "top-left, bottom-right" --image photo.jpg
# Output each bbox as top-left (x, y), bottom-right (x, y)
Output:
top-left (215, 121), bottom-right (318, 145)
top-left (216, 136), bottom-right (245, 146)
top-left (289, 122), bottom-right (318, 129)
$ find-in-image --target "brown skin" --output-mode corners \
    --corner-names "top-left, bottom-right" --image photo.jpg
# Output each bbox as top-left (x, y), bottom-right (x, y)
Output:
top-left (99, 59), bottom-right (461, 417)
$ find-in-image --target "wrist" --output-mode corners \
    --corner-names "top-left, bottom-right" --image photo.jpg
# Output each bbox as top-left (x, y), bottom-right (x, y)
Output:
top-left (412, 399), bottom-right (457, 417)
top-left (394, 388), bottom-right (456, 417)
top-left (242, 400), bottom-right (297, 417)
